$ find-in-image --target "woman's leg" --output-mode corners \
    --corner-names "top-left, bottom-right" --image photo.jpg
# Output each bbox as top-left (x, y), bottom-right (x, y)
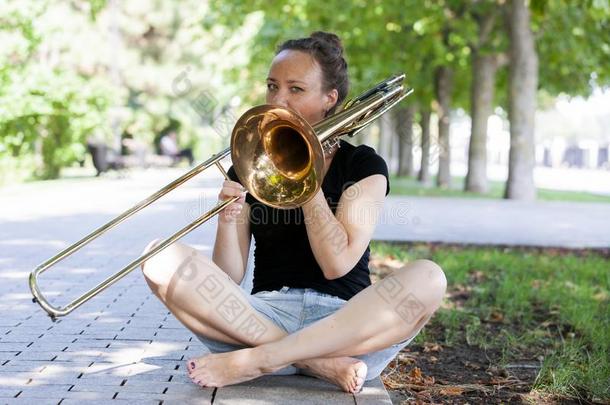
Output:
top-left (141, 240), bottom-right (368, 392)
top-left (140, 239), bottom-right (287, 346)
top-left (269, 259), bottom-right (446, 359)
top-left (187, 259), bottom-right (446, 388)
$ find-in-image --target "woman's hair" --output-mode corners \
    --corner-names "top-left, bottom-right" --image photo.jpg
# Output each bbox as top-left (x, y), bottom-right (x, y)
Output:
top-left (276, 31), bottom-right (349, 116)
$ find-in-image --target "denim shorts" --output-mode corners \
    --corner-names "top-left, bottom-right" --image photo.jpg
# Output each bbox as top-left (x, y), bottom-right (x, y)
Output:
top-left (195, 285), bottom-right (418, 381)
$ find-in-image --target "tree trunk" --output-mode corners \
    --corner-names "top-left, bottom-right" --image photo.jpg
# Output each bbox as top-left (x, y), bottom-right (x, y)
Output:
top-left (418, 108), bottom-right (432, 184)
top-left (504, 0), bottom-right (537, 200)
top-left (435, 66), bottom-right (453, 188)
top-left (396, 104), bottom-right (416, 177)
top-left (378, 115), bottom-right (393, 170)
top-left (465, 53), bottom-right (498, 193)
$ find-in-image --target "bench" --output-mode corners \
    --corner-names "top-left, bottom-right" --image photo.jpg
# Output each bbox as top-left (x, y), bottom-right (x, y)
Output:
top-left (87, 141), bottom-right (174, 176)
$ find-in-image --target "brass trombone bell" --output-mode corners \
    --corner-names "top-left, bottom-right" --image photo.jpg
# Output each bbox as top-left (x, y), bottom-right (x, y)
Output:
top-left (231, 104), bottom-right (325, 209)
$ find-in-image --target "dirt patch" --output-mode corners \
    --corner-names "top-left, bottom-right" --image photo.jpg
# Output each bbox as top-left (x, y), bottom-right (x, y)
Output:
top-left (381, 322), bottom-right (544, 404)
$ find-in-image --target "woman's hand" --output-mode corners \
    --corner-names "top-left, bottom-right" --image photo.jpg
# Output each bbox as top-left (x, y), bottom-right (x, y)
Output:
top-left (218, 180), bottom-right (247, 223)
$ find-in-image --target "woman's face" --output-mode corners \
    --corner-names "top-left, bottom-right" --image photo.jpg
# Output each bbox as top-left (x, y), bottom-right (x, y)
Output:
top-left (266, 50), bottom-right (338, 125)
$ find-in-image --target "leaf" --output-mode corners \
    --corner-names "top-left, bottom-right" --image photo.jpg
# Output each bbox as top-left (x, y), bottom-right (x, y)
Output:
top-left (438, 386), bottom-right (465, 396)
top-left (405, 366), bottom-right (435, 386)
top-left (397, 352), bottom-right (417, 365)
top-left (423, 342), bottom-right (443, 352)
top-left (488, 309), bottom-right (504, 323)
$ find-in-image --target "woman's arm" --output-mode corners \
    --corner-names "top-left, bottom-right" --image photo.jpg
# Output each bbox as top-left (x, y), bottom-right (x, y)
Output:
top-left (212, 181), bottom-right (252, 285)
top-left (301, 174), bottom-right (386, 280)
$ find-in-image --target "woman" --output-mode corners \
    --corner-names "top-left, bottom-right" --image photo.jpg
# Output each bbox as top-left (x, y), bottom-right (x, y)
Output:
top-left (140, 32), bottom-right (446, 394)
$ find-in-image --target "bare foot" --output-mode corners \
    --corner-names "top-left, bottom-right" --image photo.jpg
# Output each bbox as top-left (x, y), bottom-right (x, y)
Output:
top-left (186, 348), bottom-right (274, 388)
top-left (186, 348), bottom-right (367, 393)
top-left (297, 357), bottom-right (367, 394)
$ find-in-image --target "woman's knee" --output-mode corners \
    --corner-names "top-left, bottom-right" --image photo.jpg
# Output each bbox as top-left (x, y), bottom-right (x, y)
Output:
top-left (395, 259), bottom-right (447, 313)
top-left (140, 239), bottom-right (197, 289)
top-left (416, 259), bottom-right (447, 299)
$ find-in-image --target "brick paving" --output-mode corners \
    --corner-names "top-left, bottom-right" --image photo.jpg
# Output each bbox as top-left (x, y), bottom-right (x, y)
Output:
top-left (0, 167), bottom-right (390, 404)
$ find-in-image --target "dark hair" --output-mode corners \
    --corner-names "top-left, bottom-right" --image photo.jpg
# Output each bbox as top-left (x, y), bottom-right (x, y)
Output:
top-left (276, 31), bottom-right (349, 116)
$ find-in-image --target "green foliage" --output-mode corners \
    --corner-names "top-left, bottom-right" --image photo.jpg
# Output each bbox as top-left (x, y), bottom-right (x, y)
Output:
top-left (0, 0), bottom-right (117, 179)
top-left (537, 0), bottom-right (610, 97)
top-left (207, 0), bottom-right (475, 109)
top-left (1, 0), bottom-right (609, 183)
top-left (0, 66), bottom-right (116, 179)
top-left (0, 0), bottom-right (257, 181)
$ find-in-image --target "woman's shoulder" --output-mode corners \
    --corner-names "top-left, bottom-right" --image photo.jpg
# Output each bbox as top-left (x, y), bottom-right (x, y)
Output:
top-left (338, 139), bottom-right (387, 169)
top-left (337, 139), bottom-right (390, 195)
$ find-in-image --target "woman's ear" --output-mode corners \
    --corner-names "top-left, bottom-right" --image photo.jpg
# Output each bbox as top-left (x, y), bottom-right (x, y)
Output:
top-left (324, 89), bottom-right (339, 112)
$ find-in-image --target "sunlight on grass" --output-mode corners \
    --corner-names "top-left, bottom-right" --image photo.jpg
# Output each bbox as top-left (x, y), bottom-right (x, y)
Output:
top-left (390, 175), bottom-right (610, 203)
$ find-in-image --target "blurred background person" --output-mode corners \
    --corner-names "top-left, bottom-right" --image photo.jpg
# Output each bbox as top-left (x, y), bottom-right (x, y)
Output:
top-left (159, 130), bottom-right (194, 166)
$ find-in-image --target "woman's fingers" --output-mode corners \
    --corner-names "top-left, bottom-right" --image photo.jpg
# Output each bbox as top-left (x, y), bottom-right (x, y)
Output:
top-left (219, 180), bottom-right (246, 198)
top-left (218, 180), bottom-right (247, 221)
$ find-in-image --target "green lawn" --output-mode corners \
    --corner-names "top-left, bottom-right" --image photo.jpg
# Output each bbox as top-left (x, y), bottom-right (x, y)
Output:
top-left (370, 242), bottom-right (609, 402)
top-left (390, 175), bottom-right (610, 204)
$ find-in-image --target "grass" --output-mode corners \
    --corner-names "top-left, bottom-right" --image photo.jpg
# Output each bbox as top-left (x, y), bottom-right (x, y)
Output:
top-left (389, 175), bottom-right (610, 203)
top-left (370, 241), bottom-right (610, 402)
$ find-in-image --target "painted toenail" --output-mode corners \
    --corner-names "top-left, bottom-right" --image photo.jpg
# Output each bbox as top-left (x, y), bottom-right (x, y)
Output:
top-left (190, 361), bottom-right (195, 369)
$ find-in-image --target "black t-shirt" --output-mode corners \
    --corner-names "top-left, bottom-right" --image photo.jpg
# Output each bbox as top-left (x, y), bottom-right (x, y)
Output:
top-left (226, 139), bottom-right (390, 301)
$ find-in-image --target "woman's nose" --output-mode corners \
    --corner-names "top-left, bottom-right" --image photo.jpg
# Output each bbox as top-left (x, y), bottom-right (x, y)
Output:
top-left (270, 91), bottom-right (289, 108)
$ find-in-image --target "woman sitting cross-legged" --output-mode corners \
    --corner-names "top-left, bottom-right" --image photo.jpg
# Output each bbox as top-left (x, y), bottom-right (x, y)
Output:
top-left (140, 31), bottom-right (446, 394)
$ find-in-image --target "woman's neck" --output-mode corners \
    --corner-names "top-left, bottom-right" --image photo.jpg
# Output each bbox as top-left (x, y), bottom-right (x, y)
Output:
top-left (322, 144), bottom-right (340, 177)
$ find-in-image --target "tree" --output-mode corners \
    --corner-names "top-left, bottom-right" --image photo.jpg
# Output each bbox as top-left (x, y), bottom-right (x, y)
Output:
top-left (0, 1), bottom-right (117, 179)
top-left (396, 104), bottom-right (416, 177)
top-left (0, 0), bottom-right (254, 180)
top-left (502, 0), bottom-right (610, 199)
top-left (418, 107), bottom-right (432, 184)
top-left (504, 0), bottom-right (538, 200)
top-left (435, 65), bottom-right (454, 188)
top-left (465, 3), bottom-right (508, 194)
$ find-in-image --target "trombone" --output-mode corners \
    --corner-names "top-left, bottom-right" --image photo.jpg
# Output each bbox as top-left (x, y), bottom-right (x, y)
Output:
top-left (29, 73), bottom-right (413, 320)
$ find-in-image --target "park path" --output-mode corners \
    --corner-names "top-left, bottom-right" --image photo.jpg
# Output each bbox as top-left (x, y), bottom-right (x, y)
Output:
top-left (0, 167), bottom-right (390, 404)
top-left (378, 195), bottom-right (610, 249)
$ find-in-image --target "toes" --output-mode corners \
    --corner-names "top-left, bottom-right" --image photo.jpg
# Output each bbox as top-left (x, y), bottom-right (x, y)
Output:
top-left (355, 363), bottom-right (368, 379)
top-left (187, 355), bottom-right (211, 372)
top-left (350, 376), bottom-right (363, 393)
top-left (352, 362), bottom-right (367, 393)
top-left (189, 373), bottom-right (207, 388)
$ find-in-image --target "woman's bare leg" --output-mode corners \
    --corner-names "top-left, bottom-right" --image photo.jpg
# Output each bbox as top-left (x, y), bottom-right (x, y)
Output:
top-left (141, 240), bottom-right (367, 392)
top-left (186, 259), bottom-right (447, 389)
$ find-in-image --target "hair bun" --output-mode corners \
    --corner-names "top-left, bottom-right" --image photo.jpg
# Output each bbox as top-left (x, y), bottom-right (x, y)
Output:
top-left (310, 31), bottom-right (344, 56)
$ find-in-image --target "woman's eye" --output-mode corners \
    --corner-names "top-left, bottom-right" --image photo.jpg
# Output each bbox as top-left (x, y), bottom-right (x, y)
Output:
top-left (290, 87), bottom-right (304, 93)
top-left (267, 83), bottom-right (277, 91)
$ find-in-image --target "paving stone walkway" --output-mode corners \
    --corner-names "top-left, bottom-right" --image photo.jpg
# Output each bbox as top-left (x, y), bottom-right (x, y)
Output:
top-left (0, 167), bottom-right (391, 404)
top-left (1, 166), bottom-right (608, 404)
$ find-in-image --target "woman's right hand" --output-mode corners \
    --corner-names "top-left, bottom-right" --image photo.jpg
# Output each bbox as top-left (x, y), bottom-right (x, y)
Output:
top-left (218, 180), bottom-right (247, 223)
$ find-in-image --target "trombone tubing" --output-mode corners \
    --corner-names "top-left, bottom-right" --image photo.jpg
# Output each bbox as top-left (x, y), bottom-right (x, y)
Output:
top-left (313, 78), bottom-right (409, 143)
top-left (29, 147), bottom-right (233, 319)
top-left (29, 73), bottom-right (413, 320)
